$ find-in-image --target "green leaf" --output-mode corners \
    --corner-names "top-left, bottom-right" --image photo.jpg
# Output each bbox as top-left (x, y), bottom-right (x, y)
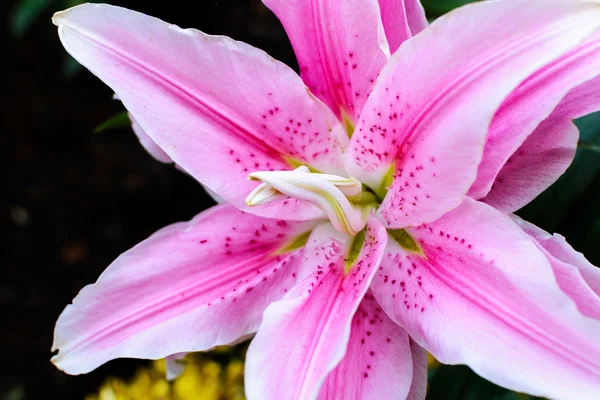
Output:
top-left (578, 140), bottom-right (600, 153)
top-left (421, 0), bottom-right (480, 17)
top-left (60, 54), bottom-right (83, 80)
top-left (94, 112), bottom-right (130, 134)
top-left (427, 365), bottom-right (538, 400)
top-left (584, 214), bottom-right (600, 265)
top-left (63, 0), bottom-right (86, 8)
top-left (9, 0), bottom-right (54, 38)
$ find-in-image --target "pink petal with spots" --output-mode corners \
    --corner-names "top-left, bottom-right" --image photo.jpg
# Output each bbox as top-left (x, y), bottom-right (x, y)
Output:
top-left (263, 0), bottom-right (390, 123)
top-left (317, 293), bottom-right (415, 400)
top-left (344, 0), bottom-right (600, 229)
top-left (245, 217), bottom-right (388, 400)
top-left (468, 32), bottom-right (600, 201)
top-left (129, 112), bottom-right (173, 164)
top-left (371, 198), bottom-right (600, 399)
top-left (52, 204), bottom-right (317, 375)
top-left (53, 4), bottom-right (348, 221)
top-left (480, 73), bottom-right (600, 212)
top-left (512, 215), bottom-right (600, 320)
top-left (378, 0), bottom-right (428, 53)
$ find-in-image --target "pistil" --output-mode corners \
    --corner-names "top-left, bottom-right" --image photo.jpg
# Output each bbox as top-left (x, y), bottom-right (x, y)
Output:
top-left (245, 166), bottom-right (375, 236)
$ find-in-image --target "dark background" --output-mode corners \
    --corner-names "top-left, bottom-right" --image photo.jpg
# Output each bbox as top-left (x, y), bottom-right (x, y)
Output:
top-left (2, 0), bottom-right (599, 399)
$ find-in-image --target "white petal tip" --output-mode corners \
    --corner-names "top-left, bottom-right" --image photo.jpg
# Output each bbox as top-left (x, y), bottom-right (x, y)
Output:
top-left (52, 3), bottom-right (98, 26)
top-left (50, 355), bottom-right (66, 373)
top-left (52, 10), bottom-right (66, 26)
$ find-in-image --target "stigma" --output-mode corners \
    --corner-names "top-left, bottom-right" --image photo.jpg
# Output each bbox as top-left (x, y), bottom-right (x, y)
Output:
top-left (245, 166), bottom-right (372, 236)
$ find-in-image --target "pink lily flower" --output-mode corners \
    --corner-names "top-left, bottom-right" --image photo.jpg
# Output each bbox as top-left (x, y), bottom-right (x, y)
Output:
top-left (51, 1), bottom-right (600, 399)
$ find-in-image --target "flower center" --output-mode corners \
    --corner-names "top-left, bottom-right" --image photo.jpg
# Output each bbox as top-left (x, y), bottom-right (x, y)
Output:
top-left (245, 166), bottom-right (377, 236)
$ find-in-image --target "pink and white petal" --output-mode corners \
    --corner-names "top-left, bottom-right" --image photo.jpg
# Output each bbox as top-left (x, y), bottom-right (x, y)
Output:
top-left (130, 119), bottom-right (225, 205)
top-left (165, 352), bottom-right (187, 381)
top-left (378, 0), bottom-right (428, 53)
top-left (53, 4), bottom-right (347, 221)
top-left (406, 340), bottom-right (428, 400)
top-left (263, 0), bottom-right (390, 123)
top-left (371, 199), bottom-right (600, 399)
top-left (202, 185), bottom-right (226, 204)
top-left (511, 215), bottom-right (600, 319)
top-left (245, 217), bottom-right (388, 400)
top-left (523, 224), bottom-right (600, 296)
top-left (344, 0), bottom-right (600, 229)
top-left (317, 293), bottom-right (414, 400)
top-left (480, 118), bottom-right (578, 213)
top-left (479, 73), bottom-right (600, 211)
top-left (468, 32), bottom-right (600, 200)
top-left (52, 204), bottom-right (318, 375)
top-left (551, 74), bottom-right (600, 121)
top-left (129, 112), bottom-right (173, 164)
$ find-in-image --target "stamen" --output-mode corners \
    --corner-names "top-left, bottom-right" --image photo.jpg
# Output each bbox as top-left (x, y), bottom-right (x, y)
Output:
top-left (245, 167), bottom-right (371, 236)
top-left (245, 183), bottom-right (285, 206)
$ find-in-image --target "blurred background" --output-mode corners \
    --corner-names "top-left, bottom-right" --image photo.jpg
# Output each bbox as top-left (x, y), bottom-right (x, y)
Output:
top-left (2, 0), bottom-right (599, 399)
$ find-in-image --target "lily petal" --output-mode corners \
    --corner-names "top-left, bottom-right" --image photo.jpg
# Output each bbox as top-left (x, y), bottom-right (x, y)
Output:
top-left (317, 292), bottom-right (415, 400)
top-left (263, 0), bottom-right (390, 123)
top-left (130, 112), bottom-right (173, 164)
top-left (406, 339), bottom-right (428, 400)
top-left (52, 204), bottom-right (317, 374)
top-left (512, 215), bottom-right (600, 319)
top-left (468, 32), bottom-right (600, 201)
top-left (165, 352), bottom-right (187, 381)
top-left (129, 114), bottom-right (227, 205)
top-left (519, 217), bottom-right (600, 296)
top-left (344, 0), bottom-right (600, 229)
top-left (245, 217), bottom-right (388, 400)
top-left (371, 199), bottom-right (600, 399)
top-left (480, 73), bottom-right (600, 212)
top-left (550, 74), bottom-right (600, 120)
top-left (53, 4), bottom-right (347, 221)
top-left (480, 117), bottom-right (578, 213)
top-left (378, 0), bottom-right (428, 53)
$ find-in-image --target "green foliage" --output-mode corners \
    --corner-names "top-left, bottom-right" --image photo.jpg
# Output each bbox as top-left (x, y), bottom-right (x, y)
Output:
top-left (9, 0), bottom-right (54, 39)
top-left (427, 365), bottom-right (537, 400)
top-left (60, 54), bottom-right (83, 79)
top-left (10, 0), bottom-right (88, 79)
top-left (579, 140), bottom-right (600, 154)
top-left (422, 0), bottom-right (479, 17)
top-left (94, 112), bottom-right (131, 134)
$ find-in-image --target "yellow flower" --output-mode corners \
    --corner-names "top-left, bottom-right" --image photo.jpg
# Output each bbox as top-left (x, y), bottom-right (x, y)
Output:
top-left (85, 351), bottom-right (245, 400)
